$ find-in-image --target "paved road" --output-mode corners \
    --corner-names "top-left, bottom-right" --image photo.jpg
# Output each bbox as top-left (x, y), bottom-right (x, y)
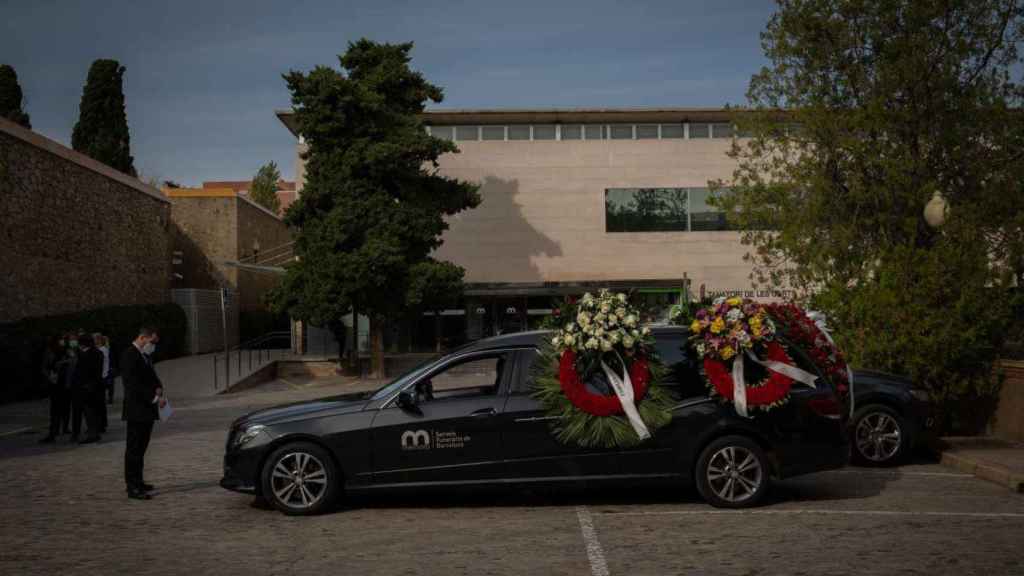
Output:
top-left (2, 379), bottom-right (1022, 576)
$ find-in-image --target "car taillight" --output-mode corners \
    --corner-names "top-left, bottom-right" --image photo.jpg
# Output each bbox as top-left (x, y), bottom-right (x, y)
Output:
top-left (808, 396), bottom-right (843, 419)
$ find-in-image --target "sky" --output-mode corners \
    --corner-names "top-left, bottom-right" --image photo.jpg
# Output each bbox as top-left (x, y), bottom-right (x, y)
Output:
top-left (1, 0), bottom-right (776, 185)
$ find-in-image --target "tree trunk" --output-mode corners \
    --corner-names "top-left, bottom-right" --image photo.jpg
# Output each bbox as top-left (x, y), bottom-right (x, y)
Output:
top-left (370, 315), bottom-right (385, 379)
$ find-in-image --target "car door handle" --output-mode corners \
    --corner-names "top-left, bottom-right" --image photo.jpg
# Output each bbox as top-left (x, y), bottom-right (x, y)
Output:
top-left (470, 408), bottom-right (496, 418)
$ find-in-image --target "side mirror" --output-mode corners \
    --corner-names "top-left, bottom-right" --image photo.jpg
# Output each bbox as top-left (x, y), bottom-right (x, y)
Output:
top-left (397, 390), bottom-right (422, 415)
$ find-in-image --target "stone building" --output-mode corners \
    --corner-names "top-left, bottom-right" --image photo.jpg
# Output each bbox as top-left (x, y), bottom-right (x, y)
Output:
top-left (0, 116), bottom-right (171, 324)
top-left (165, 187), bottom-right (292, 352)
top-left (276, 107), bottom-right (775, 352)
top-left (201, 179), bottom-right (297, 216)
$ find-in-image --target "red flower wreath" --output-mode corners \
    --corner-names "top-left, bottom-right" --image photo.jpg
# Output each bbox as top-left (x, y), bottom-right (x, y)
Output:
top-left (764, 303), bottom-right (850, 396)
top-left (559, 350), bottom-right (651, 416)
top-left (702, 341), bottom-right (795, 407)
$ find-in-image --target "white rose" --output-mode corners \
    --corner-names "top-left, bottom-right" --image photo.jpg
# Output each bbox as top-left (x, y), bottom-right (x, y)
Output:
top-left (585, 337), bottom-right (599, 350)
top-left (617, 293), bottom-right (627, 303)
top-left (608, 315), bottom-right (618, 326)
top-left (641, 326), bottom-right (651, 336)
top-left (615, 307), bottom-right (627, 318)
top-left (600, 339), bottom-right (613, 352)
top-left (577, 312), bottom-right (590, 326)
top-left (696, 342), bottom-right (706, 356)
top-left (713, 296), bottom-right (726, 306)
top-left (600, 303), bottom-right (610, 314)
top-left (565, 322), bottom-right (576, 333)
top-left (609, 332), bottom-right (621, 344)
top-left (581, 293), bottom-right (595, 306)
top-left (624, 314), bottom-right (637, 327)
top-left (622, 336), bottom-right (635, 348)
top-left (726, 308), bottom-right (742, 323)
top-left (631, 329), bottom-right (640, 337)
top-left (563, 334), bottom-right (575, 346)
top-left (595, 327), bottom-right (605, 337)
top-left (594, 313), bottom-right (606, 324)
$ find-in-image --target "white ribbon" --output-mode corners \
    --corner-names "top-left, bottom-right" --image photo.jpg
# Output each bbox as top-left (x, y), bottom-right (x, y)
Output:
top-left (600, 353), bottom-right (651, 441)
top-left (731, 349), bottom-right (819, 418)
top-left (807, 310), bottom-right (855, 418)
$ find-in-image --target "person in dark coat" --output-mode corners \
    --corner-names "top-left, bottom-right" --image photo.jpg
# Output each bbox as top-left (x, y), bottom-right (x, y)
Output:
top-left (121, 326), bottom-right (164, 500)
top-left (39, 336), bottom-right (71, 443)
top-left (72, 334), bottom-right (105, 444)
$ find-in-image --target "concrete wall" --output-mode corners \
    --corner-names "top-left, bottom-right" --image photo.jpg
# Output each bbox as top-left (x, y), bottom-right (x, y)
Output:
top-left (995, 360), bottom-right (1024, 443)
top-left (167, 190), bottom-right (238, 291)
top-left (431, 138), bottom-right (753, 292)
top-left (0, 117), bottom-right (171, 324)
top-left (236, 195), bottom-right (293, 311)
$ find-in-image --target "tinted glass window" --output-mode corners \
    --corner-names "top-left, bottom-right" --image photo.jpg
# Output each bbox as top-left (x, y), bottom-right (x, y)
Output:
top-left (610, 124), bottom-right (634, 139)
top-left (712, 123), bottom-right (734, 138)
top-left (652, 333), bottom-right (706, 399)
top-left (584, 125), bottom-right (606, 140)
top-left (508, 125), bottom-right (531, 140)
top-left (689, 123), bottom-right (709, 138)
top-left (430, 126), bottom-right (454, 140)
top-left (606, 188), bottom-right (689, 232)
top-left (561, 125), bottom-right (583, 140)
top-left (455, 126), bottom-right (479, 141)
top-left (636, 124), bottom-right (659, 139)
top-left (419, 354), bottom-right (506, 401)
top-left (533, 125), bottom-right (556, 140)
top-left (481, 126), bottom-right (505, 140)
top-left (689, 188), bottom-right (731, 231)
top-left (660, 124), bottom-right (684, 139)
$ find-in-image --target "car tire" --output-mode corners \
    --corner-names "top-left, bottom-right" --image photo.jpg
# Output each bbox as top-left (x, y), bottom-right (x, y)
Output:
top-left (695, 435), bottom-right (769, 509)
top-left (851, 404), bottom-right (909, 466)
top-left (261, 442), bottom-right (341, 516)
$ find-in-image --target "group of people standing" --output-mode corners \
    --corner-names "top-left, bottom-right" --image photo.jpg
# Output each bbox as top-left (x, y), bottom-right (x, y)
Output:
top-left (39, 331), bottom-right (115, 444)
top-left (39, 326), bottom-right (167, 500)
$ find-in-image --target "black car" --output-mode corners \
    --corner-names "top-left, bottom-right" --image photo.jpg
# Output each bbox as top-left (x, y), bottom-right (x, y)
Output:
top-left (849, 370), bottom-right (934, 466)
top-left (221, 327), bottom-right (849, 515)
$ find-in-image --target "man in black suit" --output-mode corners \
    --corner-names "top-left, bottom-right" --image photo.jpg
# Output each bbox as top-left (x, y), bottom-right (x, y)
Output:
top-left (121, 326), bottom-right (165, 500)
top-left (73, 334), bottom-right (105, 444)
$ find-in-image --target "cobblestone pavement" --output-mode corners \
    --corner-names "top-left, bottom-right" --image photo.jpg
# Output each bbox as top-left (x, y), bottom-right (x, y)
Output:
top-left (2, 379), bottom-right (1023, 576)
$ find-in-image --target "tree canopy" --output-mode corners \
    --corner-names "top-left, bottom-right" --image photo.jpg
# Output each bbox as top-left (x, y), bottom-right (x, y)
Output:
top-left (718, 0), bottom-right (1024, 430)
top-left (0, 64), bottom-right (31, 129)
top-left (268, 39), bottom-right (480, 369)
top-left (250, 161), bottom-right (282, 214)
top-left (72, 59), bottom-right (136, 176)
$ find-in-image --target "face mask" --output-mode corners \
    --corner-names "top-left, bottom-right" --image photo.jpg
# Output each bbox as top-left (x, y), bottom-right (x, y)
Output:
top-left (143, 342), bottom-right (156, 356)
top-left (69, 341), bottom-right (79, 349)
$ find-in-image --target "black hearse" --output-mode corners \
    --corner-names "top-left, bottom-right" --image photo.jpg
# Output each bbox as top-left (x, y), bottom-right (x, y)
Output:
top-left (221, 327), bottom-right (850, 515)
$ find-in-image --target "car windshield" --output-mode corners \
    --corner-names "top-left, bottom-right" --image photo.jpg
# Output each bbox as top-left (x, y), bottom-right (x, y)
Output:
top-left (368, 355), bottom-right (441, 401)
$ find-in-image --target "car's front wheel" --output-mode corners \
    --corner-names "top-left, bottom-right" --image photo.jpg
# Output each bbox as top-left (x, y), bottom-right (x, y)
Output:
top-left (851, 404), bottom-right (909, 466)
top-left (261, 442), bottom-right (340, 515)
top-left (695, 435), bottom-right (769, 508)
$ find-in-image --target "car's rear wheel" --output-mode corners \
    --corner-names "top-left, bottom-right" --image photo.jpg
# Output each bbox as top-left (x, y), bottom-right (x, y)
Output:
top-left (851, 404), bottom-right (909, 466)
top-left (261, 442), bottom-right (340, 515)
top-left (695, 435), bottom-right (769, 508)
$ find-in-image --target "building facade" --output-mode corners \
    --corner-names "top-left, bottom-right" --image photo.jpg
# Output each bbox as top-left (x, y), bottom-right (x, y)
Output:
top-left (278, 108), bottom-right (775, 352)
top-left (202, 179), bottom-right (297, 216)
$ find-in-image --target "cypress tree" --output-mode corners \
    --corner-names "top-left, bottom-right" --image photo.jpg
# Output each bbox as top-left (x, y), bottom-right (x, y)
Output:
top-left (0, 64), bottom-right (31, 129)
top-left (72, 59), bottom-right (136, 176)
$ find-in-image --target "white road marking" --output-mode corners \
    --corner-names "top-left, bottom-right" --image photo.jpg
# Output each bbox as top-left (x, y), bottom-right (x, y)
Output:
top-left (0, 427), bottom-right (33, 438)
top-left (576, 506), bottom-right (610, 576)
top-left (597, 509), bottom-right (1024, 519)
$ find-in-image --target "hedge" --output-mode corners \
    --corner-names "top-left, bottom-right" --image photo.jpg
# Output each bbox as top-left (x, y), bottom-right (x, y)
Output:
top-left (0, 303), bottom-right (188, 404)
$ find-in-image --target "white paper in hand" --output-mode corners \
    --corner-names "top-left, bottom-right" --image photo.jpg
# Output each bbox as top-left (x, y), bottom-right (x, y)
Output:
top-left (158, 398), bottom-right (174, 421)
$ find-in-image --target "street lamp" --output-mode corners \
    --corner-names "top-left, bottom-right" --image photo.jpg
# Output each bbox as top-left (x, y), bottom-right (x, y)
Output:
top-left (924, 191), bottom-right (948, 228)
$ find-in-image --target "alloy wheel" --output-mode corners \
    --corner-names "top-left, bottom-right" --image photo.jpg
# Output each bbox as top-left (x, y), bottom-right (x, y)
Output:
top-left (270, 451), bottom-right (328, 510)
top-left (706, 445), bottom-right (763, 504)
top-left (855, 412), bottom-right (902, 463)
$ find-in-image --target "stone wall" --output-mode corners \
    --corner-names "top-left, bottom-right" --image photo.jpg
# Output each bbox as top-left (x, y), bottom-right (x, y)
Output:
top-left (167, 191), bottom-right (238, 291)
top-left (0, 117), bottom-right (171, 324)
top-left (236, 195), bottom-right (292, 311)
top-left (994, 360), bottom-right (1024, 443)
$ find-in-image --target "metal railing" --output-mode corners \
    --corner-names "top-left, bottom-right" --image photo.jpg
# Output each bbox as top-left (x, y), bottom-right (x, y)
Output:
top-left (212, 331), bottom-right (291, 391)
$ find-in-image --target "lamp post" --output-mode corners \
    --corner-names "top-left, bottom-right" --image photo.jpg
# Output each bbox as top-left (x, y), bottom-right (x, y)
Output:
top-left (924, 191), bottom-right (948, 229)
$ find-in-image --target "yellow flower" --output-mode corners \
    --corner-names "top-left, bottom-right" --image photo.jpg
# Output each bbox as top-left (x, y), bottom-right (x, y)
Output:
top-left (690, 319), bottom-right (702, 333)
top-left (710, 317), bottom-right (725, 334)
top-left (721, 346), bottom-right (736, 360)
top-left (726, 297), bottom-right (742, 306)
top-left (749, 316), bottom-right (762, 330)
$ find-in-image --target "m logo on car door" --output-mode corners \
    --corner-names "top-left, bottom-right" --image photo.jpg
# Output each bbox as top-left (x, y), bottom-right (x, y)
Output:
top-left (401, 429), bottom-right (431, 450)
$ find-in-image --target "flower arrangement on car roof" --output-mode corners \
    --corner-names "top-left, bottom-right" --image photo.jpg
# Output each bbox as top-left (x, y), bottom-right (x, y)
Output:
top-left (533, 289), bottom-right (675, 448)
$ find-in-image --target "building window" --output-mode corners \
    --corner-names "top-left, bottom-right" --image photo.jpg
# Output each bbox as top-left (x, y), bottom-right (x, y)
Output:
top-left (610, 124), bottom-right (634, 139)
top-left (636, 124), bottom-right (659, 139)
top-left (605, 187), bottom-right (733, 233)
top-left (430, 126), bottom-right (454, 140)
top-left (660, 124), bottom-right (684, 139)
top-left (508, 125), bottom-right (531, 140)
top-left (584, 125), bottom-right (606, 140)
top-left (712, 123), bottom-right (734, 138)
top-left (605, 188), bottom-right (689, 232)
top-left (688, 123), bottom-right (710, 139)
top-left (455, 126), bottom-right (479, 141)
top-left (560, 125), bottom-right (583, 140)
top-left (481, 126), bottom-right (505, 140)
top-left (532, 125), bottom-right (556, 140)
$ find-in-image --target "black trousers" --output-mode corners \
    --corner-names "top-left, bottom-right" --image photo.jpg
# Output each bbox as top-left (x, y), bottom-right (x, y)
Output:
top-left (125, 420), bottom-right (154, 489)
top-left (104, 375), bottom-right (115, 404)
top-left (70, 388), bottom-right (87, 437)
top-left (95, 388), bottom-right (108, 433)
top-left (47, 387), bottom-right (70, 437)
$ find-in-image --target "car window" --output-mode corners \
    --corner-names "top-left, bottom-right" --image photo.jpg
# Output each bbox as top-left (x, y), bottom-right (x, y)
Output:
top-left (653, 333), bottom-right (707, 400)
top-left (416, 354), bottom-right (507, 402)
top-left (513, 349), bottom-right (542, 395)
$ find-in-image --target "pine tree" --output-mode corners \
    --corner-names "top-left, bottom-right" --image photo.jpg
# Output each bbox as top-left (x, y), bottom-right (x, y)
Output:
top-left (72, 59), bottom-right (136, 176)
top-left (0, 64), bottom-right (31, 129)
top-left (250, 161), bottom-right (282, 214)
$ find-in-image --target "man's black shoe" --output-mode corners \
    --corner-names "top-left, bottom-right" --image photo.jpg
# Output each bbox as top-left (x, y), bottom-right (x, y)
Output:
top-left (79, 436), bottom-right (100, 445)
top-left (39, 436), bottom-right (55, 444)
top-left (127, 488), bottom-right (152, 500)
top-left (141, 483), bottom-right (155, 492)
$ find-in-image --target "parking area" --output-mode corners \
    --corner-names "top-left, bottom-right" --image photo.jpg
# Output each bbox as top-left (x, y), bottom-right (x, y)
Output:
top-left (1, 379), bottom-right (1022, 576)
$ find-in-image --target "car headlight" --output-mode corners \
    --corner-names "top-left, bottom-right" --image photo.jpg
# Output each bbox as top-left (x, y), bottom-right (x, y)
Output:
top-left (234, 424), bottom-right (266, 448)
top-left (910, 389), bottom-right (930, 402)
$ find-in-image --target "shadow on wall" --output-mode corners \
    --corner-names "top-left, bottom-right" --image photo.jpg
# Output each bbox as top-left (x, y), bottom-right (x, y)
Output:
top-left (169, 221), bottom-right (232, 290)
top-left (448, 175), bottom-right (562, 283)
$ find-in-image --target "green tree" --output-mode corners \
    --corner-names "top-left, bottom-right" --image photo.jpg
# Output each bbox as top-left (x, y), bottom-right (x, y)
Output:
top-left (250, 161), bottom-right (282, 214)
top-left (72, 59), bottom-right (136, 176)
top-left (0, 64), bottom-right (31, 129)
top-left (718, 0), bottom-right (1024, 431)
top-left (405, 259), bottom-right (467, 352)
top-left (268, 39), bottom-right (480, 375)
